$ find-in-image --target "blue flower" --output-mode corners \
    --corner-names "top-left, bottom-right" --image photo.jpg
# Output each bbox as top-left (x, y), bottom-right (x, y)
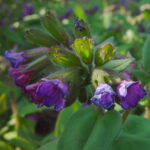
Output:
top-left (117, 80), bottom-right (146, 109)
top-left (5, 50), bottom-right (26, 68)
top-left (91, 83), bottom-right (115, 110)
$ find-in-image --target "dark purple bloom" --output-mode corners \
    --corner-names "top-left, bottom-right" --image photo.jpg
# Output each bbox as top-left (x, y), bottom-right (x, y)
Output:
top-left (20, 3), bottom-right (34, 19)
top-left (60, 8), bottom-right (73, 21)
top-left (91, 83), bottom-right (115, 110)
top-left (74, 17), bottom-right (84, 31)
top-left (25, 79), bottom-right (69, 111)
top-left (5, 50), bottom-right (26, 68)
top-left (117, 80), bottom-right (146, 109)
top-left (9, 67), bottom-right (33, 88)
top-left (85, 6), bottom-right (99, 16)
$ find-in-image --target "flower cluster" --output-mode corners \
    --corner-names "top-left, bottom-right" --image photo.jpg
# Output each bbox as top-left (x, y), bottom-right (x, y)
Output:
top-left (5, 50), bottom-right (69, 111)
top-left (4, 11), bottom-right (147, 113)
top-left (91, 81), bottom-right (146, 110)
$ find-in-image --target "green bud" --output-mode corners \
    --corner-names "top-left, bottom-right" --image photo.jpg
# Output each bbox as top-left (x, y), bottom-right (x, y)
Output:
top-left (73, 37), bottom-right (93, 64)
top-left (91, 68), bottom-right (110, 88)
top-left (95, 43), bottom-right (115, 66)
top-left (25, 29), bottom-right (58, 47)
top-left (24, 55), bottom-right (51, 72)
top-left (49, 46), bottom-right (81, 67)
top-left (74, 19), bottom-right (91, 38)
top-left (41, 11), bottom-right (70, 46)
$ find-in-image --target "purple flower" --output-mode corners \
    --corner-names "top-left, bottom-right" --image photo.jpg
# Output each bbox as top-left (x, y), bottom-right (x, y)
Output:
top-left (90, 83), bottom-right (115, 110)
top-left (60, 8), bottom-right (73, 21)
top-left (85, 6), bottom-right (99, 16)
top-left (25, 79), bottom-right (69, 111)
top-left (74, 17), bottom-right (84, 31)
top-left (9, 67), bottom-right (33, 88)
top-left (5, 50), bottom-right (26, 68)
top-left (20, 3), bottom-right (34, 19)
top-left (117, 80), bottom-right (146, 109)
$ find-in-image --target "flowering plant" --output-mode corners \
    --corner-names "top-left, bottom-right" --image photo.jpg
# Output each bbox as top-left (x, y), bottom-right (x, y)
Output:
top-left (3, 6), bottom-right (150, 150)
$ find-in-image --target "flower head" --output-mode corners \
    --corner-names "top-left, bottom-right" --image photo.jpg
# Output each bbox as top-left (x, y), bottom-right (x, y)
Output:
top-left (74, 17), bottom-right (84, 31)
top-left (9, 67), bottom-right (33, 88)
top-left (25, 79), bottom-right (69, 111)
top-left (85, 6), bottom-right (99, 16)
top-left (5, 50), bottom-right (26, 68)
top-left (60, 8), bottom-right (73, 21)
top-left (91, 83), bottom-right (115, 110)
top-left (117, 80), bottom-right (146, 109)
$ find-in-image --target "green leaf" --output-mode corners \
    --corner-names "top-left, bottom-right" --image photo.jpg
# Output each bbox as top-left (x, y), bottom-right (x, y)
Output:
top-left (143, 35), bottom-right (150, 72)
top-left (111, 115), bottom-right (150, 150)
top-left (37, 140), bottom-right (58, 150)
top-left (132, 70), bottom-right (149, 84)
top-left (95, 43), bottom-right (115, 66)
top-left (57, 106), bottom-right (122, 150)
top-left (73, 37), bottom-right (93, 64)
top-left (55, 101), bottom-right (80, 136)
top-left (101, 58), bottom-right (133, 72)
top-left (25, 29), bottom-right (58, 47)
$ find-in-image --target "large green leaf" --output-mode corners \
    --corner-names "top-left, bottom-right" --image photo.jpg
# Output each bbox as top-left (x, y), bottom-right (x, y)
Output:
top-left (111, 115), bottom-right (150, 150)
top-left (57, 106), bottom-right (122, 150)
top-left (37, 140), bottom-right (58, 150)
top-left (101, 58), bottom-right (133, 72)
top-left (143, 35), bottom-right (150, 72)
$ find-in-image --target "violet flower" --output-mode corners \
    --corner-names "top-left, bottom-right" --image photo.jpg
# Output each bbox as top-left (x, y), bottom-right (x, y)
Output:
top-left (85, 6), bottom-right (99, 16)
top-left (5, 50), bottom-right (26, 68)
top-left (74, 17), bottom-right (84, 31)
top-left (25, 79), bottom-right (69, 111)
top-left (117, 80), bottom-right (146, 109)
top-left (20, 3), bottom-right (34, 19)
top-left (60, 8), bottom-right (73, 21)
top-left (9, 67), bottom-right (33, 88)
top-left (91, 83), bottom-right (115, 110)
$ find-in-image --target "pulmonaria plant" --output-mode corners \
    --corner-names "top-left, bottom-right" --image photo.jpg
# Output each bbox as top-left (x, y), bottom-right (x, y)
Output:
top-left (4, 10), bottom-right (147, 112)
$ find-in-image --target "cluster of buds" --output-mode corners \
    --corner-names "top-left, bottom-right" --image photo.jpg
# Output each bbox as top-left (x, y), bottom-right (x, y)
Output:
top-left (5, 10), bottom-right (146, 112)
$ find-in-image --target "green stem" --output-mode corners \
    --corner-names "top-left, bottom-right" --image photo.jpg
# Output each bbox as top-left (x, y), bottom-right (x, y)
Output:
top-left (122, 109), bottom-right (131, 124)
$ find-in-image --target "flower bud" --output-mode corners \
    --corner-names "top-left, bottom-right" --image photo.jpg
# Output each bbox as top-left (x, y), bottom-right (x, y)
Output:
top-left (49, 47), bottom-right (81, 67)
top-left (117, 80), bottom-right (146, 109)
top-left (95, 43), bottom-right (114, 66)
top-left (74, 17), bottom-right (91, 38)
top-left (25, 79), bottom-right (69, 111)
top-left (5, 50), bottom-right (26, 68)
top-left (25, 29), bottom-right (58, 47)
top-left (90, 83), bottom-right (115, 110)
top-left (73, 37), bottom-right (93, 64)
top-left (9, 67), bottom-right (33, 88)
top-left (41, 11), bottom-right (70, 46)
